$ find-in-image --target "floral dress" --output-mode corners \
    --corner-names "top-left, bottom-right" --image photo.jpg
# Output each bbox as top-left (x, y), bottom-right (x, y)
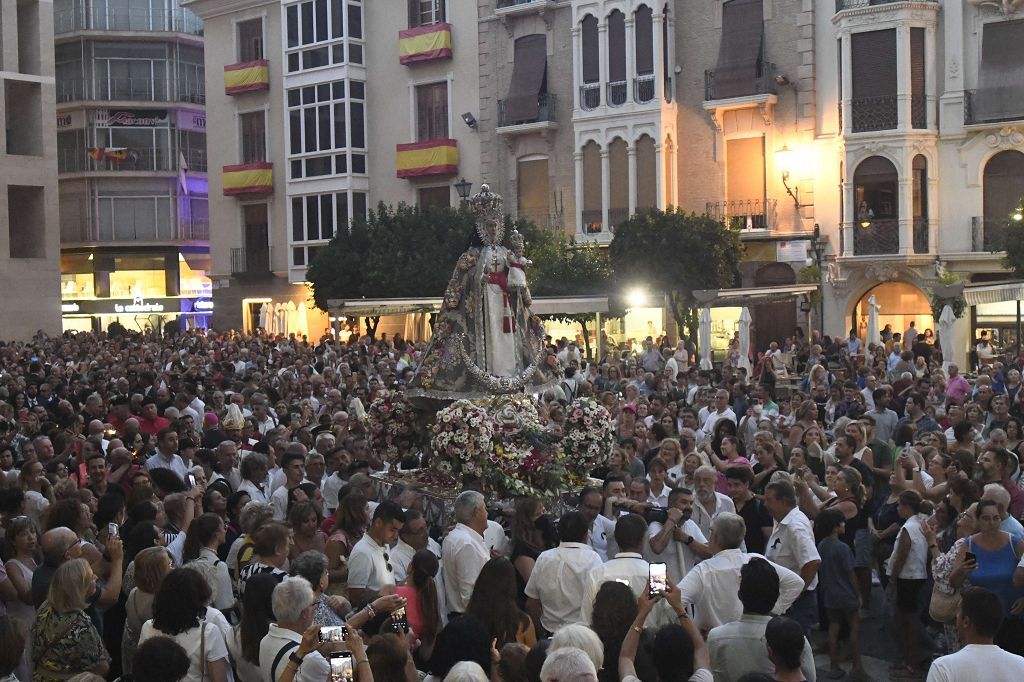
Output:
top-left (932, 537), bottom-right (967, 654)
top-left (31, 605), bottom-right (110, 681)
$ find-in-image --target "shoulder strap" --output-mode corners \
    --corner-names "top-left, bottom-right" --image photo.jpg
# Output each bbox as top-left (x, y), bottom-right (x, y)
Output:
top-left (270, 640), bottom-right (300, 682)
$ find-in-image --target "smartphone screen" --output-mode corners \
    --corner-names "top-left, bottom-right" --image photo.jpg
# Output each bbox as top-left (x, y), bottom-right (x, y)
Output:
top-left (107, 523), bottom-right (118, 538)
top-left (186, 473), bottom-right (197, 488)
top-left (965, 551), bottom-right (977, 564)
top-left (391, 606), bottom-right (408, 632)
top-left (318, 625), bottom-right (347, 643)
top-left (329, 652), bottom-right (354, 681)
top-left (649, 562), bottom-right (668, 597)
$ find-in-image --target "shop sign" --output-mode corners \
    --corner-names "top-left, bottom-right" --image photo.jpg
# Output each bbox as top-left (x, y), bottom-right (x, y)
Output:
top-left (176, 110), bottom-right (206, 131)
top-left (62, 302), bottom-right (81, 313)
top-left (56, 111), bottom-right (86, 130)
top-left (194, 299), bottom-right (214, 311)
top-left (60, 297), bottom-right (212, 316)
top-left (94, 109), bottom-right (170, 127)
top-left (776, 240), bottom-right (807, 263)
top-left (115, 297), bottom-right (165, 313)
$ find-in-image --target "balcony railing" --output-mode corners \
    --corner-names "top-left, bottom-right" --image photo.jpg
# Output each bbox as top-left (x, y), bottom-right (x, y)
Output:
top-left (231, 247), bottom-right (272, 275)
top-left (634, 74), bottom-right (655, 103)
top-left (835, 0), bottom-right (937, 10)
top-left (57, 77), bottom-right (205, 104)
top-left (704, 61), bottom-right (777, 101)
top-left (180, 219), bottom-right (209, 241)
top-left (580, 83), bottom-right (601, 110)
top-left (964, 89), bottom-right (1024, 126)
top-left (853, 218), bottom-right (899, 255)
top-left (181, 148), bottom-right (208, 173)
top-left (913, 219), bottom-right (929, 254)
top-left (61, 219), bottom-right (206, 243)
top-left (851, 95), bottom-right (898, 132)
top-left (54, 7), bottom-right (203, 35)
top-left (911, 94), bottom-right (927, 129)
top-left (608, 208), bottom-right (629, 230)
top-left (581, 209), bottom-right (604, 234)
top-left (607, 80), bottom-right (628, 107)
top-left (58, 148), bottom-right (172, 173)
top-left (971, 217), bottom-right (1009, 252)
top-left (497, 93), bottom-right (557, 128)
top-left (704, 198), bottom-right (778, 231)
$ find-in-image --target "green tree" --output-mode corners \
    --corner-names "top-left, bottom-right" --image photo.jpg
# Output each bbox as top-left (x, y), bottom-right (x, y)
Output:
top-left (1004, 221), bottom-right (1024, 279)
top-left (609, 208), bottom-right (743, 350)
top-left (307, 203), bottom-right (475, 337)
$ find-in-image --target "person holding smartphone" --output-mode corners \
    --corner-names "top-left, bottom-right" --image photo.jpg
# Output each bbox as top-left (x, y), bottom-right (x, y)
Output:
top-left (618, 581), bottom-right (711, 682)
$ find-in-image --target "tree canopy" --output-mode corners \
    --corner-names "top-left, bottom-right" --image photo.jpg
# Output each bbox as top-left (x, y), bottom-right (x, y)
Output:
top-left (1004, 221), bottom-right (1024, 280)
top-left (609, 208), bottom-right (743, 347)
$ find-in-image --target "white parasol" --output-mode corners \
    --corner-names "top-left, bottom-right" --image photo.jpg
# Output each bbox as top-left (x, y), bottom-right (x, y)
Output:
top-left (738, 307), bottom-right (752, 374)
top-left (699, 307), bottom-right (713, 370)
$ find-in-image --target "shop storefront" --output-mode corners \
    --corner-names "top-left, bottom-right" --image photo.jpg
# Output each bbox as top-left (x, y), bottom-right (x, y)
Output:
top-left (61, 296), bottom-right (213, 333)
top-left (964, 281), bottom-right (1024, 360)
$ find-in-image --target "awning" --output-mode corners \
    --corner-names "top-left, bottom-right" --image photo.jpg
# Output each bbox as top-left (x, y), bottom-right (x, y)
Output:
top-left (963, 281), bottom-right (1024, 306)
top-left (530, 296), bottom-right (609, 315)
top-left (504, 34), bottom-right (547, 122)
top-left (327, 295), bottom-right (610, 317)
top-left (713, 0), bottom-right (764, 99)
top-left (692, 283), bottom-right (818, 308)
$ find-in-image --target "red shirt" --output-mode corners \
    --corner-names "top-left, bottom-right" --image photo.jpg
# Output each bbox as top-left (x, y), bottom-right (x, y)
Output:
top-left (137, 414), bottom-right (172, 436)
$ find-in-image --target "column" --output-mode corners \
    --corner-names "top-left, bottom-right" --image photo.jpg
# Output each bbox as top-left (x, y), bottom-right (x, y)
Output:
top-left (665, 14), bottom-right (676, 102)
top-left (627, 142), bottom-right (637, 214)
top-left (840, 31), bottom-right (853, 135)
top-left (598, 20), bottom-right (609, 107)
top-left (652, 12), bottom-right (665, 101)
top-left (572, 26), bottom-right (582, 111)
top-left (574, 150), bottom-right (584, 236)
top-left (601, 146), bottom-right (611, 232)
top-left (654, 143), bottom-right (664, 209)
top-left (625, 17), bottom-right (635, 102)
top-left (898, 177), bottom-right (914, 256)
top-left (896, 23), bottom-right (911, 130)
top-left (842, 180), bottom-right (854, 257)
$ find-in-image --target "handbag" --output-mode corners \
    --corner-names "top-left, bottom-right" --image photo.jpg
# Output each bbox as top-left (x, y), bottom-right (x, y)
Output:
top-left (929, 539), bottom-right (967, 624)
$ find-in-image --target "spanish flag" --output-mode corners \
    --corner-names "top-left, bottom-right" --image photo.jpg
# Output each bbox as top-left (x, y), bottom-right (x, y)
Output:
top-left (224, 59), bottom-right (270, 95)
top-left (87, 148), bottom-right (105, 161)
top-left (398, 23), bottom-right (453, 65)
top-left (396, 139), bottom-right (458, 178)
top-left (105, 148), bottom-right (129, 161)
top-left (223, 162), bottom-right (273, 196)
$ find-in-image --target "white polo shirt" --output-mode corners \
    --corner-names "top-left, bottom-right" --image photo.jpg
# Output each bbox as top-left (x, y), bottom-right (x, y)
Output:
top-left (259, 623), bottom-right (331, 682)
top-left (580, 551), bottom-right (649, 622)
top-left (589, 514), bottom-right (617, 562)
top-left (646, 518), bottom-right (707, 585)
top-left (524, 541), bottom-right (604, 633)
top-left (347, 533), bottom-right (395, 593)
top-left (441, 523), bottom-right (490, 614)
top-left (766, 507), bottom-right (820, 591)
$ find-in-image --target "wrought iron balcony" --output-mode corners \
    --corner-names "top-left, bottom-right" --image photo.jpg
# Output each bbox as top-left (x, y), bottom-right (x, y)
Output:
top-left (607, 81), bottom-right (628, 107)
top-left (964, 89), bottom-right (1024, 126)
top-left (497, 93), bottom-right (557, 129)
top-left (580, 83), bottom-right (601, 110)
top-left (913, 219), bottom-right (930, 254)
top-left (608, 208), bottom-right (629, 231)
top-left (231, 247), bottom-right (273, 275)
top-left (634, 75), bottom-right (655, 103)
top-left (704, 61), bottom-right (777, 101)
top-left (57, 76), bottom-right (205, 104)
top-left (852, 218), bottom-right (899, 256)
top-left (835, 0), bottom-right (937, 10)
top-left (58, 148), bottom-right (172, 173)
top-left (851, 95), bottom-right (898, 132)
top-left (971, 217), bottom-right (1009, 252)
top-left (704, 199), bottom-right (778, 231)
top-left (911, 94), bottom-right (927, 129)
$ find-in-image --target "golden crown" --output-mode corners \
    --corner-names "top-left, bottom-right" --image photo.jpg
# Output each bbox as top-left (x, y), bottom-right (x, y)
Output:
top-left (469, 184), bottom-right (504, 223)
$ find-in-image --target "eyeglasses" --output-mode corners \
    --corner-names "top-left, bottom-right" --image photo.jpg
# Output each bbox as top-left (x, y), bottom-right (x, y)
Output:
top-left (382, 551), bottom-right (393, 573)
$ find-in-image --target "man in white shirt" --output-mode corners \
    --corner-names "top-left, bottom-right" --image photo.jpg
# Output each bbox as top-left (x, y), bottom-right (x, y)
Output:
top-left (270, 448), bottom-right (307, 521)
top-left (581, 513), bottom-right (650, 622)
top-left (764, 480), bottom-right (821, 637)
top-left (144, 427), bottom-right (188, 480)
top-left (347, 500), bottom-right (405, 608)
top-left (926, 586), bottom-right (1024, 681)
top-left (525, 511), bottom-right (604, 635)
top-left (678, 513), bottom-right (804, 633)
top-left (707, 555), bottom-right (817, 682)
top-left (259, 576), bottom-right (332, 682)
top-left (580, 487), bottom-right (616, 562)
top-left (647, 488), bottom-right (711, 585)
top-left (691, 466), bottom-right (736, 538)
top-left (701, 390), bottom-right (737, 437)
top-left (441, 491), bottom-right (491, 616)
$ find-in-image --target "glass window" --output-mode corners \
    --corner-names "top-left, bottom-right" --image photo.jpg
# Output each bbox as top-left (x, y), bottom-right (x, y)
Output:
top-left (237, 18), bottom-right (264, 61)
top-left (347, 2), bottom-right (362, 38)
top-left (239, 110), bottom-right (266, 163)
top-left (415, 82), bottom-right (448, 141)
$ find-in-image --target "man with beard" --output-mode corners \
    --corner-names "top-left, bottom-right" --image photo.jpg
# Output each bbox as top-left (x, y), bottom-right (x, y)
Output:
top-left (691, 466), bottom-right (736, 539)
top-left (977, 446), bottom-right (1024, 520)
top-left (647, 488), bottom-right (711, 585)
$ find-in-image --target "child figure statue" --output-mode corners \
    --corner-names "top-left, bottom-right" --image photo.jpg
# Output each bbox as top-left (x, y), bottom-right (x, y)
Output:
top-left (506, 228), bottom-right (533, 307)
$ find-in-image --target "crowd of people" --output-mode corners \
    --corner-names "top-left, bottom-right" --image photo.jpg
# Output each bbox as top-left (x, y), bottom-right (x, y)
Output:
top-left (0, 326), bottom-right (1023, 682)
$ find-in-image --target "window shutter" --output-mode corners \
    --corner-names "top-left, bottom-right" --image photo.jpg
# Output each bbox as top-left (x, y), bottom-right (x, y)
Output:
top-left (635, 6), bottom-right (654, 75)
top-left (714, 0), bottom-right (764, 99)
top-left (581, 16), bottom-right (599, 83)
top-left (608, 12), bottom-right (626, 83)
top-left (504, 34), bottom-right (548, 122)
top-left (910, 28), bottom-right (925, 96)
top-left (851, 29), bottom-right (896, 99)
top-left (977, 20), bottom-right (1024, 122)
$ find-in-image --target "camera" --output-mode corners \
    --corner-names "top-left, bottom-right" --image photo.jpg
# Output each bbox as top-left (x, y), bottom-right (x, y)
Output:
top-left (643, 507), bottom-right (669, 525)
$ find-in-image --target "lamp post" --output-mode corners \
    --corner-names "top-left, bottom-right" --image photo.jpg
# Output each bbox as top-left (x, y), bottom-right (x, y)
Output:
top-left (454, 177), bottom-right (473, 204)
top-left (805, 223), bottom-right (826, 339)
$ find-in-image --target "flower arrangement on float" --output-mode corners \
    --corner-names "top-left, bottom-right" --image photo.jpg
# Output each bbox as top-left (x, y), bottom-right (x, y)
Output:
top-left (560, 397), bottom-right (614, 481)
top-left (367, 390), bottom-right (423, 465)
top-left (429, 399), bottom-right (495, 481)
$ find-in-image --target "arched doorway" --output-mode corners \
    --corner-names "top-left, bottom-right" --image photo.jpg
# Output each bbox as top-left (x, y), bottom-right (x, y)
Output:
top-left (853, 156), bottom-right (899, 255)
top-left (854, 282), bottom-right (931, 348)
top-left (754, 263), bottom-right (796, 353)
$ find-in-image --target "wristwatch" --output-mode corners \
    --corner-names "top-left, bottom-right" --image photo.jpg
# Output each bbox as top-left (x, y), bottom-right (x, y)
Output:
top-left (288, 652), bottom-right (305, 665)
top-left (684, 535), bottom-right (695, 546)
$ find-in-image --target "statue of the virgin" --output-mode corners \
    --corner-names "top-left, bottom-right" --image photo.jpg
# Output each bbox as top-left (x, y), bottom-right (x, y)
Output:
top-left (407, 185), bottom-right (558, 401)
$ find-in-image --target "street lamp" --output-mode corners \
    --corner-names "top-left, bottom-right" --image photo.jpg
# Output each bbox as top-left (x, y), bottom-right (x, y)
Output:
top-left (774, 144), bottom-right (806, 209)
top-left (806, 224), bottom-right (827, 339)
top-left (454, 177), bottom-right (473, 204)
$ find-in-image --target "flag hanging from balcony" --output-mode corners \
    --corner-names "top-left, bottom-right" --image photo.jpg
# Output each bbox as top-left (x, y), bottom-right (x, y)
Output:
top-left (399, 23), bottom-right (452, 64)
top-left (86, 147), bottom-right (129, 161)
top-left (87, 147), bottom-right (105, 161)
top-left (396, 139), bottom-right (458, 178)
top-left (223, 162), bottom-right (273, 196)
top-left (224, 60), bottom-right (270, 95)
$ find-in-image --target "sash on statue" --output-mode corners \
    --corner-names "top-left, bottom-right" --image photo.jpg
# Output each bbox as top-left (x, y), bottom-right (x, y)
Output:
top-left (486, 271), bottom-right (516, 334)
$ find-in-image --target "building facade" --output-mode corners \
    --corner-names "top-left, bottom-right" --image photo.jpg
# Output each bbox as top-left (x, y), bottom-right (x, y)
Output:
top-left (0, 0), bottom-right (62, 339)
top-left (188, 0), bottom-right (481, 337)
top-left (55, 0), bottom-right (212, 334)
